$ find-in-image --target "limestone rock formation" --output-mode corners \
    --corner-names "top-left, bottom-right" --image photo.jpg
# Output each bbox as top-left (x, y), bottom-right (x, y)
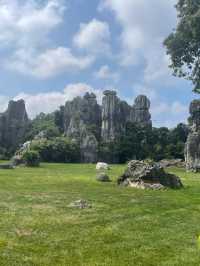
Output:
top-left (101, 90), bottom-right (131, 142)
top-left (64, 93), bottom-right (101, 162)
top-left (61, 90), bottom-right (152, 162)
top-left (118, 160), bottom-right (183, 189)
top-left (0, 100), bottom-right (29, 152)
top-left (80, 128), bottom-right (98, 163)
top-left (130, 95), bottom-right (152, 127)
top-left (185, 100), bottom-right (200, 171)
top-left (64, 93), bottom-right (101, 140)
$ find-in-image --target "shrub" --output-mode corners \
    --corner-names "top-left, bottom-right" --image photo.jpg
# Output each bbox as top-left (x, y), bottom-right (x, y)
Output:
top-left (22, 150), bottom-right (40, 167)
top-left (30, 137), bottom-right (80, 163)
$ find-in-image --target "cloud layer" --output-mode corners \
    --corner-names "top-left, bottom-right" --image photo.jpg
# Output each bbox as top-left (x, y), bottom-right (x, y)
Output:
top-left (0, 0), bottom-right (192, 127)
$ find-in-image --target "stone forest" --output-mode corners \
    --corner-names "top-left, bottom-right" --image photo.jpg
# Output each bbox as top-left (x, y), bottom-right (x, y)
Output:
top-left (2, 1), bottom-right (200, 264)
top-left (0, 89), bottom-right (199, 173)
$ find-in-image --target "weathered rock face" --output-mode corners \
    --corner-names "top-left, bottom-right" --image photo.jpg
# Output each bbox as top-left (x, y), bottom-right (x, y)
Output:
top-left (64, 93), bottom-right (101, 140)
top-left (0, 100), bottom-right (29, 152)
top-left (64, 93), bottom-right (101, 162)
top-left (130, 95), bottom-right (152, 127)
top-left (185, 100), bottom-right (200, 171)
top-left (101, 90), bottom-right (131, 142)
top-left (118, 160), bottom-right (183, 189)
top-left (80, 128), bottom-right (98, 163)
top-left (61, 90), bottom-right (152, 162)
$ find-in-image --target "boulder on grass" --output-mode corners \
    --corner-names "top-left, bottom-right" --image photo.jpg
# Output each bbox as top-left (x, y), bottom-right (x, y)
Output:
top-left (96, 162), bottom-right (109, 170)
top-left (96, 173), bottom-right (111, 182)
top-left (118, 160), bottom-right (183, 189)
top-left (158, 159), bottom-right (185, 168)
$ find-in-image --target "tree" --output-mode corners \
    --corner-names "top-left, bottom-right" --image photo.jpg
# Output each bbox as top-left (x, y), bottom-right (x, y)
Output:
top-left (30, 137), bottom-right (80, 163)
top-left (164, 0), bottom-right (200, 93)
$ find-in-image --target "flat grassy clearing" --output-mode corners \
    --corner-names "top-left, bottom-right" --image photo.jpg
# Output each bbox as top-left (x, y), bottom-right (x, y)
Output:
top-left (0, 164), bottom-right (200, 266)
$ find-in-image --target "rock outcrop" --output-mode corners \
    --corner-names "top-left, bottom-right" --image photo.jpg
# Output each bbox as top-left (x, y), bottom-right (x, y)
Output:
top-left (101, 90), bottom-right (131, 142)
top-left (130, 95), bottom-right (152, 127)
top-left (64, 93), bottom-right (101, 163)
top-left (80, 128), bottom-right (98, 163)
top-left (185, 100), bottom-right (200, 171)
top-left (0, 100), bottom-right (29, 152)
top-left (61, 90), bottom-right (152, 162)
top-left (118, 160), bottom-right (183, 189)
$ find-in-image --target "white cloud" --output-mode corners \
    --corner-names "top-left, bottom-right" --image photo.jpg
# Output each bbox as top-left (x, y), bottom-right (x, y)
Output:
top-left (0, 0), bottom-right (65, 47)
top-left (94, 65), bottom-right (119, 82)
top-left (13, 83), bottom-right (103, 118)
top-left (73, 19), bottom-right (111, 54)
top-left (0, 1), bottom-right (95, 78)
top-left (6, 47), bottom-right (94, 79)
top-left (99, 0), bottom-right (177, 79)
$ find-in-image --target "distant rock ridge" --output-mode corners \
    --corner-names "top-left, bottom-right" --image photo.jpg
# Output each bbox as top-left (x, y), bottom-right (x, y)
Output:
top-left (0, 99), bottom-right (29, 152)
top-left (63, 90), bottom-right (152, 162)
top-left (0, 91), bottom-right (152, 162)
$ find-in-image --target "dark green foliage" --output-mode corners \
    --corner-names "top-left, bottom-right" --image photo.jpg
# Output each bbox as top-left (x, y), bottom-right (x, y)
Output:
top-left (164, 0), bottom-right (200, 92)
top-left (98, 141), bottom-right (120, 163)
top-left (30, 137), bottom-right (80, 163)
top-left (22, 150), bottom-right (40, 167)
top-left (25, 112), bottom-right (59, 140)
top-left (99, 123), bottom-right (189, 164)
top-left (54, 106), bottom-right (65, 133)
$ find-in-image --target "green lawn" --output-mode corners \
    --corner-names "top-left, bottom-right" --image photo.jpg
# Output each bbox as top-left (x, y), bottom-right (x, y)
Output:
top-left (0, 164), bottom-right (200, 266)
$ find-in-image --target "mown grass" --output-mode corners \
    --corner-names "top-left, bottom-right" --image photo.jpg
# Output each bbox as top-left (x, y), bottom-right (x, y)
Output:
top-left (0, 163), bottom-right (200, 266)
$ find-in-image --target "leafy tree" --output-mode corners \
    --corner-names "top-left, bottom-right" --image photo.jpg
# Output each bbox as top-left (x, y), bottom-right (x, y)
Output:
top-left (25, 112), bottom-right (60, 140)
top-left (164, 0), bottom-right (200, 92)
top-left (30, 137), bottom-right (80, 163)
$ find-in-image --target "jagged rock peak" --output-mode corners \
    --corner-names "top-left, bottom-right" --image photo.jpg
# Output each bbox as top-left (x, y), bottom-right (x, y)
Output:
top-left (101, 90), bottom-right (123, 142)
top-left (134, 95), bottom-right (151, 110)
top-left (84, 92), bottom-right (96, 99)
top-left (131, 95), bottom-right (152, 127)
top-left (0, 99), bottom-right (29, 152)
top-left (103, 90), bottom-right (117, 96)
top-left (6, 99), bottom-right (28, 121)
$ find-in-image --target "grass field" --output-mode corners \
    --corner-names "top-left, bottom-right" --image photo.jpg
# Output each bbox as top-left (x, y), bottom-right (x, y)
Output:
top-left (0, 163), bottom-right (200, 266)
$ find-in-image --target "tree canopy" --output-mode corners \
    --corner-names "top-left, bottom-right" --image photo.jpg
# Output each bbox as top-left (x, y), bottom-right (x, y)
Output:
top-left (164, 0), bottom-right (200, 93)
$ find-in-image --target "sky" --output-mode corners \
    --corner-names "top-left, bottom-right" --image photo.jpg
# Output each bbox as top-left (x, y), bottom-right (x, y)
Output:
top-left (0, 0), bottom-right (197, 127)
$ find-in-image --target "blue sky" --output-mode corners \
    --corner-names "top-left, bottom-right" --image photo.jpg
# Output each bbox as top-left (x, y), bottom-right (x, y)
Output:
top-left (0, 0), bottom-right (196, 127)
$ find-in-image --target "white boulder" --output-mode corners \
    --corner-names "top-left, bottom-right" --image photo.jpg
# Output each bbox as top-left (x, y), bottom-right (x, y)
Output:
top-left (96, 162), bottom-right (109, 170)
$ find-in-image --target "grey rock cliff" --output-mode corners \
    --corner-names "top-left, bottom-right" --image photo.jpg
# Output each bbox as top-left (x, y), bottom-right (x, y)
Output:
top-left (0, 100), bottom-right (29, 152)
top-left (64, 93), bottom-right (101, 162)
top-left (60, 90), bottom-right (152, 162)
top-left (130, 95), bottom-right (152, 127)
top-left (101, 90), bottom-right (131, 142)
top-left (185, 100), bottom-right (200, 171)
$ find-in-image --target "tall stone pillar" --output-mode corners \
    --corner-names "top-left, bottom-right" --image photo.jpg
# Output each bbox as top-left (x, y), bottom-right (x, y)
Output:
top-left (130, 95), bottom-right (152, 127)
top-left (185, 100), bottom-right (200, 172)
top-left (101, 90), bottom-right (122, 142)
